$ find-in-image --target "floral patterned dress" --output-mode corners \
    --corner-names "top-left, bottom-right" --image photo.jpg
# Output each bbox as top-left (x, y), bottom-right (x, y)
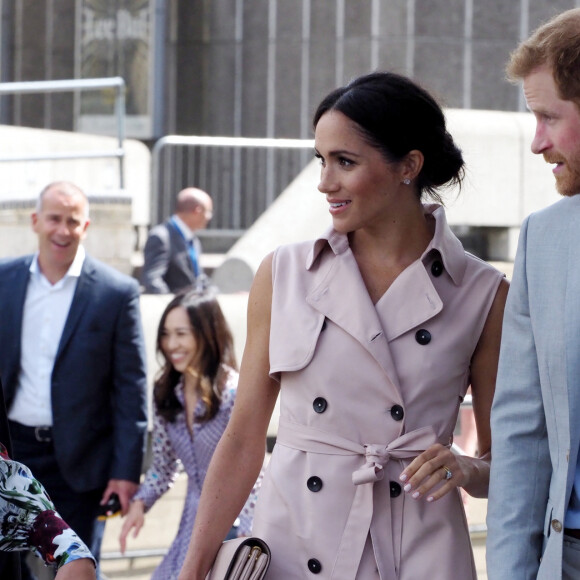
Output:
top-left (0, 442), bottom-right (95, 571)
top-left (133, 365), bottom-right (261, 580)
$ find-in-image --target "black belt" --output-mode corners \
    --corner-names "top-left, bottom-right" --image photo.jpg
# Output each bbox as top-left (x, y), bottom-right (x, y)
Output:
top-left (565, 528), bottom-right (580, 540)
top-left (8, 420), bottom-right (53, 443)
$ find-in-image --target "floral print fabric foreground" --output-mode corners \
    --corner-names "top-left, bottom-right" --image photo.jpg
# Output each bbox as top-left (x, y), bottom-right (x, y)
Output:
top-left (0, 442), bottom-right (95, 569)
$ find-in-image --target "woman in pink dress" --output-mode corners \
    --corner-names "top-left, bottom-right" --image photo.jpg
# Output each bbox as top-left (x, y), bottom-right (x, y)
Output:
top-left (119, 289), bottom-right (259, 580)
top-left (179, 72), bottom-right (509, 579)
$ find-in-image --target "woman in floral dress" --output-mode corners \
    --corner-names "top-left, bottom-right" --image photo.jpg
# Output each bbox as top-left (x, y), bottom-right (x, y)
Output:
top-left (119, 289), bottom-right (260, 580)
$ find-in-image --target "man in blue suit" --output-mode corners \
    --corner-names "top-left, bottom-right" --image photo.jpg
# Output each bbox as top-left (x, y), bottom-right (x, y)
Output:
top-left (486, 8), bottom-right (580, 580)
top-left (141, 187), bottom-right (213, 294)
top-left (0, 181), bottom-right (148, 579)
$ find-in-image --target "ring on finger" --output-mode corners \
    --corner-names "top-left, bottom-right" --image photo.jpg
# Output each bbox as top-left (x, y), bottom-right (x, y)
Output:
top-left (442, 466), bottom-right (453, 480)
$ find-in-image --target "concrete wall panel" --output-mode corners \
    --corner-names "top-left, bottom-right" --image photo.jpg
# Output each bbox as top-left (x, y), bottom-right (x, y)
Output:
top-left (414, 40), bottom-right (464, 108)
top-left (471, 42), bottom-right (520, 111)
top-left (472, 0), bottom-right (519, 40)
top-left (415, 0), bottom-right (465, 36)
top-left (275, 40), bottom-right (303, 137)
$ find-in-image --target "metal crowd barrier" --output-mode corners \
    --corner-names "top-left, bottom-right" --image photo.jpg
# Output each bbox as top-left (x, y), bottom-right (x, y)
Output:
top-left (0, 77), bottom-right (126, 187)
top-left (151, 135), bottom-right (314, 234)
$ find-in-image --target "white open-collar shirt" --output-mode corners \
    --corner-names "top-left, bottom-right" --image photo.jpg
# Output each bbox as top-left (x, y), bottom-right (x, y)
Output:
top-left (8, 246), bottom-right (85, 426)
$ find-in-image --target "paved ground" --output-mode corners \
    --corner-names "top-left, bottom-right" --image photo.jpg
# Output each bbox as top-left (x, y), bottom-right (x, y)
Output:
top-left (100, 473), bottom-right (187, 579)
top-left (100, 472), bottom-right (489, 580)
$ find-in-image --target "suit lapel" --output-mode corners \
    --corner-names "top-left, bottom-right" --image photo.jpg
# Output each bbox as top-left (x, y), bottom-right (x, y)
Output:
top-left (56, 258), bottom-right (96, 360)
top-left (4, 261), bottom-right (31, 392)
top-left (11, 260), bottom-right (31, 339)
top-left (169, 220), bottom-right (195, 274)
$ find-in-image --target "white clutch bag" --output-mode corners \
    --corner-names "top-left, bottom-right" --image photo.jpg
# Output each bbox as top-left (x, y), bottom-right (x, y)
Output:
top-left (206, 537), bottom-right (271, 580)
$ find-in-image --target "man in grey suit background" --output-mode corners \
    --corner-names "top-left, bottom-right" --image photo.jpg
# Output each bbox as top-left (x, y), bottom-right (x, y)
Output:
top-left (0, 181), bottom-right (148, 579)
top-left (141, 187), bottom-right (213, 294)
top-left (486, 8), bottom-right (580, 580)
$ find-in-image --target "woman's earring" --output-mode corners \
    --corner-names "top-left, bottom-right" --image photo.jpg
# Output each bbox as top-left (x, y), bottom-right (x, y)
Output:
top-left (403, 178), bottom-right (411, 185)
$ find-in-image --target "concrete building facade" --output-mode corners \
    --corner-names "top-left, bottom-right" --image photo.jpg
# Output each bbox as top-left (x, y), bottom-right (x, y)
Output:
top-left (2, 0), bottom-right (580, 140)
top-left (0, 0), bottom-right (577, 264)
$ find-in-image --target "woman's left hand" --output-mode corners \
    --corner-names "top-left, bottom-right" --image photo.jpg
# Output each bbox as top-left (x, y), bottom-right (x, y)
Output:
top-left (398, 444), bottom-right (466, 502)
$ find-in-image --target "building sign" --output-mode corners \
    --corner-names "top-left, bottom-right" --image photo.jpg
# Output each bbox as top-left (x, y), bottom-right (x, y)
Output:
top-left (76, 0), bottom-right (154, 138)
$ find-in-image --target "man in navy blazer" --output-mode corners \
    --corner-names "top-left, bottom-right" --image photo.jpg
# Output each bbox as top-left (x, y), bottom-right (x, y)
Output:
top-left (141, 187), bottom-right (213, 293)
top-left (0, 181), bottom-right (147, 578)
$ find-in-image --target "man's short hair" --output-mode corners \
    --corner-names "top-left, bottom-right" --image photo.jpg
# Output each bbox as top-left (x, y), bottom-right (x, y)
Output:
top-left (36, 181), bottom-right (90, 219)
top-left (506, 8), bottom-right (580, 107)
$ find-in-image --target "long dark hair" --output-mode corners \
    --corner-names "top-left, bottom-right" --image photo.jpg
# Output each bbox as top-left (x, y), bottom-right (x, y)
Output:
top-left (153, 289), bottom-right (237, 423)
top-left (313, 71), bottom-right (464, 203)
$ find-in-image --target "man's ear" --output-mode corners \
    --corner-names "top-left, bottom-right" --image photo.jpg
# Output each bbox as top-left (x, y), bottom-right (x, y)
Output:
top-left (80, 219), bottom-right (90, 240)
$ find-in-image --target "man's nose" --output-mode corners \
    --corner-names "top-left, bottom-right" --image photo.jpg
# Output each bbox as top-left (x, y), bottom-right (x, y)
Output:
top-left (531, 124), bottom-right (549, 155)
top-left (56, 221), bottom-right (71, 235)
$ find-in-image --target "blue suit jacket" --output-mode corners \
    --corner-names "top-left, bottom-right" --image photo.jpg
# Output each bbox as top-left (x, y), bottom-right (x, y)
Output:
top-left (0, 254), bottom-right (148, 493)
top-left (140, 218), bottom-right (206, 294)
top-left (487, 195), bottom-right (580, 579)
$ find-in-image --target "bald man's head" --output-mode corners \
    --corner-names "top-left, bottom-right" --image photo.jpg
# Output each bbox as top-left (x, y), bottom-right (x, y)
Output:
top-left (175, 188), bottom-right (213, 231)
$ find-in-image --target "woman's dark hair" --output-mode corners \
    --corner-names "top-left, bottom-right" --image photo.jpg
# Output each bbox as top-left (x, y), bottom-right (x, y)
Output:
top-left (313, 71), bottom-right (464, 203)
top-left (154, 289), bottom-right (237, 423)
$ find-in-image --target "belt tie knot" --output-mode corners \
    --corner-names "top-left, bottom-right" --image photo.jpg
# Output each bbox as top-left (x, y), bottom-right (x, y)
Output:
top-left (352, 444), bottom-right (389, 485)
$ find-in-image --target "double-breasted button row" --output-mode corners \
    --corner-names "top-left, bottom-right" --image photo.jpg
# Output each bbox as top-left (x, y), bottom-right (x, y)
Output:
top-left (414, 258), bottom-right (440, 350)
top-left (413, 258), bottom-right (439, 352)
top-left (416, 259), bottom-right (437, 346)
top-left (308, 392), bottom-right (324, 576)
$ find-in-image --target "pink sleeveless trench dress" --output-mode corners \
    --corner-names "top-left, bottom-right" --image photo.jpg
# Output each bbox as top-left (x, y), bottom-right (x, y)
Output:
top-left (252, 204), bottom-right (504, 579)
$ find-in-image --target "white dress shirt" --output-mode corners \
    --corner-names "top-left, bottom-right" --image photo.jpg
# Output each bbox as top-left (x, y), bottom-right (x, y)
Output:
top-left (8, 247), bottom-right (85, 426)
